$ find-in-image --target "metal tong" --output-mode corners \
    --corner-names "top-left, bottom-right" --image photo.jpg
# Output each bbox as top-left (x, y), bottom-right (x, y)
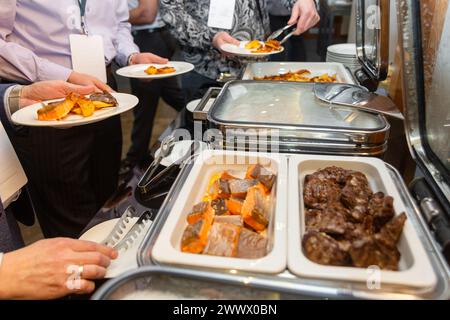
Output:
top-left (113, 210), bottom-right (155, 251)
top-left (100, 206), bottom-right (136, 247)
top-left (267, 24), bottom-right (296, 45)
top-left (138, 135), bottom-right (175, 194)
top-left (100, 206), bottom-right (156, 250)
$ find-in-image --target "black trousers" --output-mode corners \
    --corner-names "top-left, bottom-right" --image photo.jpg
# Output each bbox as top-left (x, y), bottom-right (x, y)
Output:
top-left (269, 14), bottom-right (307, 61)
top-left (9, 72), bottom-right (122, 238)
top-left (127, 28), bottom-right (185, 165)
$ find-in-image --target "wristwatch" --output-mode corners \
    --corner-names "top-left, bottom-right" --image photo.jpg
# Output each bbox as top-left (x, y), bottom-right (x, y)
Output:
top-left (127, 52), bottom-right (139, 66)
top-left (8, 85), bottom-right (23, 116)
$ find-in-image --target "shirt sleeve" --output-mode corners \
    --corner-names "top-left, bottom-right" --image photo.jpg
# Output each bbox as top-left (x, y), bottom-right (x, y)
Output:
top-left (0, 1), bottom-right (72, 82)
top-left (113, 0), bottom-right (140, 67)
top-left (160, 0), bottom-right (216, 50)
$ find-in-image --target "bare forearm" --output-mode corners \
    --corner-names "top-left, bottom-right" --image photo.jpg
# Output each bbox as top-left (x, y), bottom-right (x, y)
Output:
top-left (129, 0), bottom-right (158, 25)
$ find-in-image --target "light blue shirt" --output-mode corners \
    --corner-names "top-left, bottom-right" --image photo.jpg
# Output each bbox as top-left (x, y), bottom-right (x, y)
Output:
top-left (127, 0), bottom-right (165, 31)
top-left (0, 0), bottom-right (140, 83)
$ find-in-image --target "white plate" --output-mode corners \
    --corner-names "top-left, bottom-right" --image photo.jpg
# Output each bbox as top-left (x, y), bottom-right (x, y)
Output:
top-left (79, 217), bottom-right (152, 278)
top-left (186, 98), bottom-right (216, 113)
top-left (155, 140), bottom-right (208, 167)
top-left (241, 62), bottom-right (356, 84)
top-left (221, 41), bottom-right (284, 58)
top-left (287, 154), bottom-right (438, 290)
top-left (116, 61), bottom-right (194, 79)
top-left (327, 43), bottom-right (357, 57)
top-left (152, 149), bottom-right (288, 274)
top-left (11, 93), bottom-right (138, 129)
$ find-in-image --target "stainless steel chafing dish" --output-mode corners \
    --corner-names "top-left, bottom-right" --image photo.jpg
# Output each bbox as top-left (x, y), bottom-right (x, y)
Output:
top-left (193, 80), bottom-right (390, 156)
top-left (94, 0), bottom-right (450, 300)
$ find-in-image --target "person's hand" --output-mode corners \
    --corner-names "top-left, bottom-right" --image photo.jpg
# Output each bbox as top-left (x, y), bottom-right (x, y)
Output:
top-left (19, 80), bottom-right (96, 108)
top-left (212, 32), bottom-right (240, 55)
top-left (129, 52), bottom-right (168, 65)
top-left (0, 238), bottom-right (118, 300)
top-left (288, 0), bottom-right (320, 35)
top-left (68, 71), bottom-right (113, 93)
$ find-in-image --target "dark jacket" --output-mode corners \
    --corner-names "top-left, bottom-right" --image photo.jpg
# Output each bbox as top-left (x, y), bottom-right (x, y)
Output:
top-left (0, 83), bottom-right (26, 252)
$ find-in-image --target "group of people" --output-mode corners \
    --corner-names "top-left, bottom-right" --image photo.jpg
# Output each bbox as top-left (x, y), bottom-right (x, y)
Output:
top-left (0, 0), bottom-right (319, 299)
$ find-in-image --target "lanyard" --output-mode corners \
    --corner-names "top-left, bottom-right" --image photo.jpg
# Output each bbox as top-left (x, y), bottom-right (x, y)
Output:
top-left (255, 0), bottom-right (264, 25)
top-left (78, 0), bottom-right (88, 35)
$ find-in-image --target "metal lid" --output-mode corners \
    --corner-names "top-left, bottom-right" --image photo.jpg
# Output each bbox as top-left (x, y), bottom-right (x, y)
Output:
top-left (397, 0), bottom-right (450, 210)
top-left (208, 81), bottom-right (387, 131)
top-left (355, 0), bottom-right (389, 83)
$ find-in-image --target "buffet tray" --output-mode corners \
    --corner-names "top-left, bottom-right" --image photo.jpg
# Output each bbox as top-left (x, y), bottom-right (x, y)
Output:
top-left (137, 151), bottom-right (450, 300)
top-left (288, 155), bottom-right (437, 289)
top-left (152, 150), bottom-right (287, 274)
top-left (241, 62), bottom-right (357, 84)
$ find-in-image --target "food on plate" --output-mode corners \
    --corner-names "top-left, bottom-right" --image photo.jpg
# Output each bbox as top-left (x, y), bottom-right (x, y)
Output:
top-left (37, 93), bottom-right (79, 121)
top-left (244, 39), bottom-right (282, 54)
top-left (180, 164), bottom-right (276, 258)
top-left (254, 69), bottom-right (338, 83)
top-left (37, 92), bottom-right (118, 121)
top-left (145, 65), bottom-right (176, 75)
top-left (301, 166), bottom-right (407, 271)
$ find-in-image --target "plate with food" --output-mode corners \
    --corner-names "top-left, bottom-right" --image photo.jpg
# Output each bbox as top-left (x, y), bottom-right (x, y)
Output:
top-left (254, 70), bottom-right (337, 83)
top-left (242, 62), bottom-right (356, 84)
top-left (11, 92), bottom-right (138, 128)
top-left (220, 40), bottom-right (284, 57)
top-left (152, 149), bottom-right (287, 274)
top-left (287, 154), bottom-right (437, 289)
top-left (116, 61), bottom-right (194, 79)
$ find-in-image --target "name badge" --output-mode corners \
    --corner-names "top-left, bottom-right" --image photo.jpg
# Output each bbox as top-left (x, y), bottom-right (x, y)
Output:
top-left (69, 34), bottom-right (107, 83)
top-left (207, 0), bottom-right (236, 30)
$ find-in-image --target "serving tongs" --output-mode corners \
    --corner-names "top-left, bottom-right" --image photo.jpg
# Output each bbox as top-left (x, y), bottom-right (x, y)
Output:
top-left (314, 83), bottom-right (404, 120)
top-left (100, 206), bottom-right (155, 250)
top-left (113, 210), bottom-right (155, 251)
top-left (267, 23), bottom-right (296, 45)
top-left (100, 206), bottom-right (136, 247)
top-left (138, 135), bottom-right (175, 195)
top-left (142, 141), bottom-right (201, 194)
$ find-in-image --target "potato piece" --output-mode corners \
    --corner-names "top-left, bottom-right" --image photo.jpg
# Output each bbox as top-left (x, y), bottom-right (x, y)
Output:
top-left (37, 93), bottom-right (79, 121)
top-left (77, 97), bottom-right (95, 117)
top-left (245, 40), bottom-right (262, 50)
top-left (71, 107), bottom-right (82, 115)
top-left (92, 101), bottom-right (113, 109)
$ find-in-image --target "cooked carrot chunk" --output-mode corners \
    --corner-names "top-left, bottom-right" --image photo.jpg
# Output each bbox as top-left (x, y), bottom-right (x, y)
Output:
top-left (226, 197), bottom-right (244, 215)
top-left (181, 215), bottom-right (214, 254)
top-left (187, 202), bottom-right (209, 224)
top-left (241, 186), bottom-right (269, 232)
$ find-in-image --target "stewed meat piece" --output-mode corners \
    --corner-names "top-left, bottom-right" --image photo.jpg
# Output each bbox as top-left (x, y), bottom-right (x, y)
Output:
top-left (305, 206), bottom-right (348, 236)
top-left (374, 212), bottom-right (407, 249)
top-left (302, 231), bottom-right (350, 266)
top-left (303, 176), bottom-right (341, 209)
top-left (301, 166), bottom-right (407, 271)
top-left (368, 192), bottom-right (396, 231)
top-left (341, 172), bottom-right (373, 222)
top-left (349, 236), bottom-right (401, 271)
top-left (308, 166), bottom-right (350, 185)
